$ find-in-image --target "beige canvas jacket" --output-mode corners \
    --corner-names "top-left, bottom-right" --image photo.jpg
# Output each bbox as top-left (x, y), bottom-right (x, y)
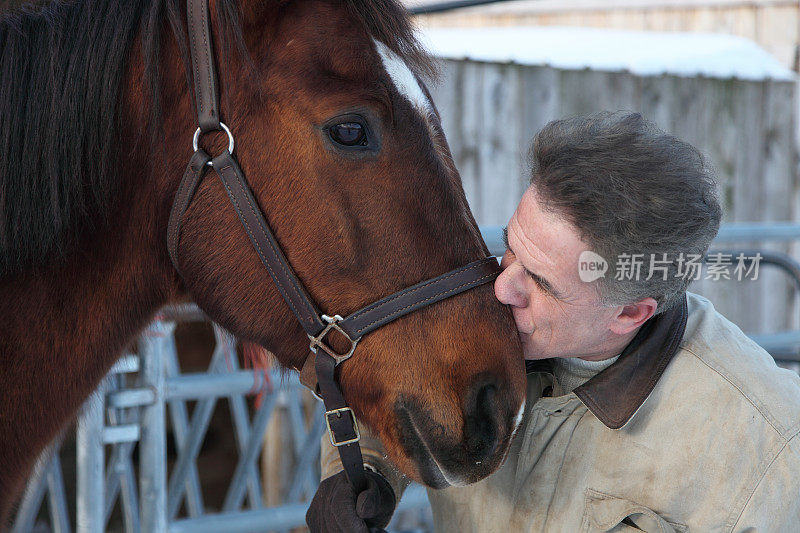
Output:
top-left (321, 293), bottom-right (800, 532)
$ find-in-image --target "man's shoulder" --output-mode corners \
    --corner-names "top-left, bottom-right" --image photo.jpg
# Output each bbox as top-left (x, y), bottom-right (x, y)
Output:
top-left (665, 292), bottom-right (800, 440)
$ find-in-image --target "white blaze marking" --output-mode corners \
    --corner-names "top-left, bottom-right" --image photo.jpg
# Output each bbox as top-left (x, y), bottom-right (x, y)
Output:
top-left (374, 39), bottom-right (450, 164)
top-left (374, 40), bottom-right (434, 118)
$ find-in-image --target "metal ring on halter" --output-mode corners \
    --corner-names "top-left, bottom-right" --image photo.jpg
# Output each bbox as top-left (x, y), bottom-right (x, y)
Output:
top-left (192, 122), bottom-right (235, 166)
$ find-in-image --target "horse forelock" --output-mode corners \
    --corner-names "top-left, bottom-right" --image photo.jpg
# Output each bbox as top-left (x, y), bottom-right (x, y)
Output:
top-left (341, 0), bottom-right (437, 81)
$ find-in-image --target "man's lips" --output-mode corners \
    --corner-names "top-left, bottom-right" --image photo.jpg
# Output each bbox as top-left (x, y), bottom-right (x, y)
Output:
top-left (510, 309), bottom-right (534, 336)
top-left (514, 321), bottom-right (535, 337)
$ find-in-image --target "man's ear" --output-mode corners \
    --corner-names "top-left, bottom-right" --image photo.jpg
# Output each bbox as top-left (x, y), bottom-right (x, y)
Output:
top-left (609, 297), bottom-right (657, 335)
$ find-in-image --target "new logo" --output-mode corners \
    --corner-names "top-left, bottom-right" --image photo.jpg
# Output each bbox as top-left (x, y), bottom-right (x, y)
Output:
top-left (578, 251), bottom-right (608, 282)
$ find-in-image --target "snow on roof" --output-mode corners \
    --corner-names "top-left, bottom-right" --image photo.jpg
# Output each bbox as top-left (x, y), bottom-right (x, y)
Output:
top-left (418, 26), bottom-right (796, 81)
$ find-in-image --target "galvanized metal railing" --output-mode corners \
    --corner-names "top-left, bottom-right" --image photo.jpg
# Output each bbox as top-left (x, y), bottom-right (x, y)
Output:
top-left (12, 310), bottom-right (431, 533)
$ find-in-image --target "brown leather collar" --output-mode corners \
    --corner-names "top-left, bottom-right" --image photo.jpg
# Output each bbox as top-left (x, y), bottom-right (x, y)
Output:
top-left (526, 294), bottom-right (689, 429)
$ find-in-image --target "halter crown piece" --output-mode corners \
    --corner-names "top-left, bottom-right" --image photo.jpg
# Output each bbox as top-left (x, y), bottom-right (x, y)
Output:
top-left (167, 0), bottom-right (502, 496)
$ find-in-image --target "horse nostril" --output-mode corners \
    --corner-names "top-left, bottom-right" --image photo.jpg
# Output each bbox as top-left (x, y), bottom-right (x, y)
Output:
top-left (464, 379), bottom-right (500, 459)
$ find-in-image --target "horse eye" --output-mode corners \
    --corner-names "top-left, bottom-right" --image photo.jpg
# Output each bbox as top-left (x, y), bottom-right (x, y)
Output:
top-left (329, 122), bottom-right (367, 147)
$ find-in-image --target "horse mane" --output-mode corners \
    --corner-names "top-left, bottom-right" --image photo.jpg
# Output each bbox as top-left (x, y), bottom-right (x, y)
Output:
top-left (0, 0), bottom-right (237, 276)
top-left (0, 0), bottom-right (430, 277)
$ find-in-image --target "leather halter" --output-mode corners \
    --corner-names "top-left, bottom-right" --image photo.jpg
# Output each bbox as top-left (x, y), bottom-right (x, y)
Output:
top-left (168, 0), bottom-right (502, 495)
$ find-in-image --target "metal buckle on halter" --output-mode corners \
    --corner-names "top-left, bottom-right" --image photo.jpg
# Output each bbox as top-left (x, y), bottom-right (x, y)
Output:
top-left (308, 314), bottom-right (360, 365)
top-left (325, 407), bottom-right (361, 447)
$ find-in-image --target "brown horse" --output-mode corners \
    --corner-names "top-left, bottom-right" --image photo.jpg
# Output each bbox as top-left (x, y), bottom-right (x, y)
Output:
top-left (0, 0), bottom-right (526, 521)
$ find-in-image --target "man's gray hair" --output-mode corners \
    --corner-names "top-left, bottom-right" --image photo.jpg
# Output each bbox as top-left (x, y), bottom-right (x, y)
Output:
top-left (529, 111), bottom-right (722, 313)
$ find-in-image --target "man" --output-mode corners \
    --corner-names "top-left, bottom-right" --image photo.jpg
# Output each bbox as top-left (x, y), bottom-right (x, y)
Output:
top-left (306, 112), bottom-right (800, 532)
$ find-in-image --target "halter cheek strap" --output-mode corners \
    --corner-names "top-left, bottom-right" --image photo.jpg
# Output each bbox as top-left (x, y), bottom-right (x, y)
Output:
top-left (171, 0), bottom-right (501, 496)
top-left (188, 0), bottom-right (220, 132)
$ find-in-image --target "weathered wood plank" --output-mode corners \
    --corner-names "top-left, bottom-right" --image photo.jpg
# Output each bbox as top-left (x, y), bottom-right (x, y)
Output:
top-left (455, 60), bottom-right (484, 222)
top-left (519, 65), bottom-right (560, 188)
top-left (760, 79), bottom-right (797, 331)
top-left (477, 61), bottom-right (524, 225)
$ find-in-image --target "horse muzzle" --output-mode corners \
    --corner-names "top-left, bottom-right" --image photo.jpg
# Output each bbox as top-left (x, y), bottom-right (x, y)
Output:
top-left (394, 374), bottom-right (524, 488)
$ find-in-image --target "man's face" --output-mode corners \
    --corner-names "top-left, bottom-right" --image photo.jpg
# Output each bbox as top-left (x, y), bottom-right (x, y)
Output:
top-left (494, 187), bottom-right (621, 361)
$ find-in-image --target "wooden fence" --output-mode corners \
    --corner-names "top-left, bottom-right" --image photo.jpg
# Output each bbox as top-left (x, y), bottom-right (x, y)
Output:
top-left (427, 58), bottom-right (800, 332)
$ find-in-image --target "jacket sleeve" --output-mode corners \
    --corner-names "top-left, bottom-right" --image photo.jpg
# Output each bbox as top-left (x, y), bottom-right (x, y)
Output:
top-left (320, 422), bottom-right (410, 500)
top-left (731, 433), bottom-right (800, 532)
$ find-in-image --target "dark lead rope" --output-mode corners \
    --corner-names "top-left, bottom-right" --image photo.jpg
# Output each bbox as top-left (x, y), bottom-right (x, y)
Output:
top-left (171, 0), bottom-right (502, 499)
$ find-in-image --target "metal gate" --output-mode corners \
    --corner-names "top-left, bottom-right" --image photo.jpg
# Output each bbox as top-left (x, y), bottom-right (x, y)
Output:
top-left (11, 305), bottom-right (431, 533)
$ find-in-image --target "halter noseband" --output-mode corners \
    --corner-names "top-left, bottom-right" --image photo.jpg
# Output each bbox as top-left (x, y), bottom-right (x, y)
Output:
top-left (167, 0), bottom-right (501, 495)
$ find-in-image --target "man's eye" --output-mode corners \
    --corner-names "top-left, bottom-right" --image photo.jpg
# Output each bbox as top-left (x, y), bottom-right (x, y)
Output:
top-left (526, 270), bottom-right (547, 292)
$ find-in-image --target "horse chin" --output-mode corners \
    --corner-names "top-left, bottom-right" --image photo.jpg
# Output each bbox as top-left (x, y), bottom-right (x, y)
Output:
top-left (395, 405), bottom-right (457, 489)
top-left (393, 397), bottom-right (512, 489)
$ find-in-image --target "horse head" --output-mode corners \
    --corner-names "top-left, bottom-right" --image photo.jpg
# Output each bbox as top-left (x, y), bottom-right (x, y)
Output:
top-left (162, 0), bottom-right (528, 487)
top-left (164, 0), bottom-right (528, 487)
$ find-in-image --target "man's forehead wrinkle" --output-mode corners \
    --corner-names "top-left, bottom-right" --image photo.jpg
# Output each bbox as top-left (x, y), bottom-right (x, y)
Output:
top-left (508, 211), bottom-right (558, 269)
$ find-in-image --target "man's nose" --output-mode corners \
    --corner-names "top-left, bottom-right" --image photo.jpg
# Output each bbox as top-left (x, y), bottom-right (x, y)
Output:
top-left (494, 264), bottom-right (527, 308)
